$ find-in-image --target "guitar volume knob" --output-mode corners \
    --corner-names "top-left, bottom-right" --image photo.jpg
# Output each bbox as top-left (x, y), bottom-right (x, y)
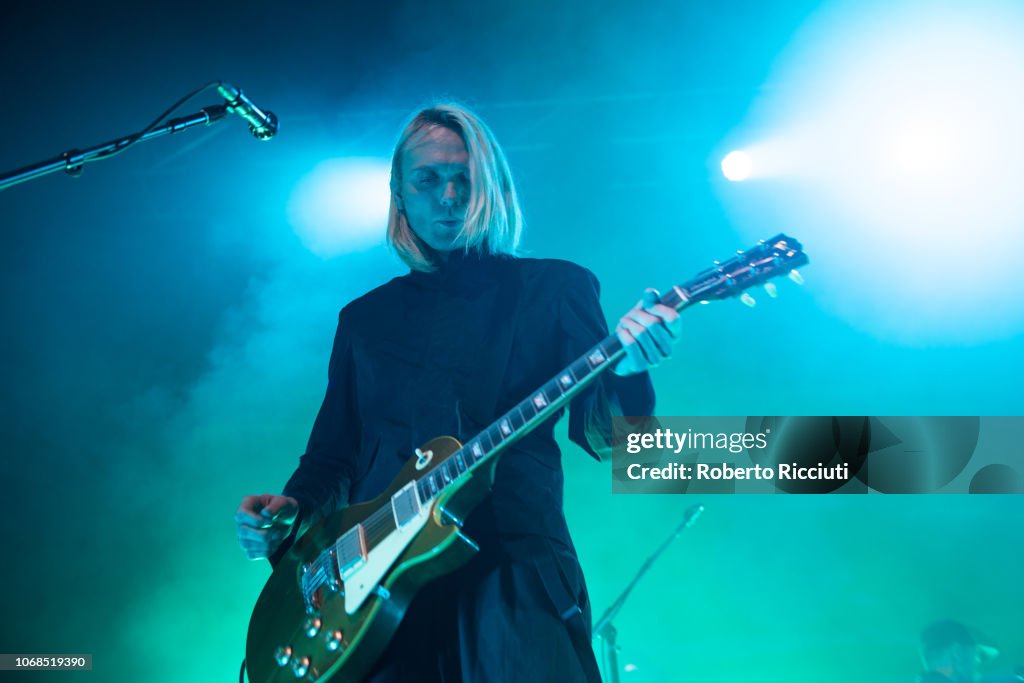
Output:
top-left (274, 645), bottom-right (293, 667)
top-left (326, 629), bottom-right (345, 652)
top-left (292, 656), bottom-right (311, 678)
top-left (304, 616), bottom-right (322, 637)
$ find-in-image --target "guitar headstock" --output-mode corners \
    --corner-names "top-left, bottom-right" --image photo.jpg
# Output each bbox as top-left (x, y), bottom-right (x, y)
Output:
top-left (677, 233), bottom-right (808, 305)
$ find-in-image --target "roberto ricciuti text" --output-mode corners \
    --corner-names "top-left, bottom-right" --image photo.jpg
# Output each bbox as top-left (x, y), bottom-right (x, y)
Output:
top-left (624, 462), bottom-right (851, 482)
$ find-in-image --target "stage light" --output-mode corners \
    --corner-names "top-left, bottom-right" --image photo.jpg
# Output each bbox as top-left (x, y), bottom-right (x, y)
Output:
top-left (286, 158), bottom-right (391, 258)
top-left (721, 150), bottom-right (753, 181)
top-left (717, 0), bottom-right (1024, 344)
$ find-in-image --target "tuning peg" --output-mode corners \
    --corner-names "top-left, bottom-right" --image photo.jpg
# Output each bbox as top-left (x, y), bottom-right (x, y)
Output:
top-left (788, 269), bottom-right (805, 285)
top-left (740, 292), bottom-right (756, 308)
top-left (764, 282), bottom-right (778, 298)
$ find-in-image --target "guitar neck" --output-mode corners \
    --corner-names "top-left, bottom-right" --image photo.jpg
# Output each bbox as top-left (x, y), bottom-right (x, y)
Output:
top-left (414, 285), bottom-right (695, 505)
top-left (414, 232), bottom-right (809, 505)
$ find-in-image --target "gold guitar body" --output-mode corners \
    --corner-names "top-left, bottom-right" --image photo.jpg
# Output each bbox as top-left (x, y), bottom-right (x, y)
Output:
top-left (246, 436), bottom-right (495, 683)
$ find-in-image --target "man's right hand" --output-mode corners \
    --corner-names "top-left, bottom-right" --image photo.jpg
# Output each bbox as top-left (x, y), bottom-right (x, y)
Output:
top-left (235, 494), bottom-right (300, 560)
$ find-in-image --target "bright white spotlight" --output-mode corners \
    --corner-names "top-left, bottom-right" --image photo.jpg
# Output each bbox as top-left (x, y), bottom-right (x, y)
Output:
top-left (717, 0), bottom-right (1024, 344)
top-left (721, 150), bottom-right (753, 181)
top-left (287, 158), bottom-right (391, 258)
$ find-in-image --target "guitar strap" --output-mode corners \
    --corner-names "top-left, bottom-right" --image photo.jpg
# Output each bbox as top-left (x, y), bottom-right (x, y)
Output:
top-left (534, 549), bottom-right (604, 683)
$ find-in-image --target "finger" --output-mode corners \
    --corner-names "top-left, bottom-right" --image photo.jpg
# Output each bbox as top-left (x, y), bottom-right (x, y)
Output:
top-left (641, 288), bottom-right (660, 311)
top-left (628, 303), bottom-right (681, 340)
top-left (648, 303), bottom-right (681, 334)
top-left (235, 507), bottom-right (267, 529)
top-left (260, 496), bottom-right (299, 523)
top-left (625, 303), bottom-right (679, 339)
top-left (238, 534), bottom-right (275, 552)
top-left (622, 308), bottom-right (673, 348)
top-left (236, 493), bottom-right (276, 522)
top-left (614, 327), bottom-right (650, 373)
top-left (620, 313), bottom-right (672, 359)
top-left (237, 530), bottom-right (287, 558)
top-left (617, 318), bottom-right (659, 365)
top-left (237, 525), bottom-right (286, 543)
top-left (240, 542), bottom-right (271, 560)
top-left (645, 324), bottom-right (674, 359)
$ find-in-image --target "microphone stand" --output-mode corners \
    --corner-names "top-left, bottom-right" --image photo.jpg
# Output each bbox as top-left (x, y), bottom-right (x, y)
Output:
top-left (0, 104), bottom-right (230, 191)
top-left (592, 504), bottom-right (704, 683)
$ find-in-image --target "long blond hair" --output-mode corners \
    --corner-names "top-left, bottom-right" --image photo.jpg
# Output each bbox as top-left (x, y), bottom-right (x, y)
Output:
top-left (387, 104), bottom-right (524, 271)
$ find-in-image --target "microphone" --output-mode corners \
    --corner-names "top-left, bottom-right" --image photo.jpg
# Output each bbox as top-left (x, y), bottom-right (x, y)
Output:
top-left (216, 82), bottom-right (278, 140)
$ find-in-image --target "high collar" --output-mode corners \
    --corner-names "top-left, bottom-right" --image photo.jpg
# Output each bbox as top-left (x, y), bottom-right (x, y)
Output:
top-left (406, 249), bottom-right (513, 289)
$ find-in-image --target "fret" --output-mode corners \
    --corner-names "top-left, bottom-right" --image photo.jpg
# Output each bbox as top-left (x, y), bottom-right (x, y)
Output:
top-left (428, 475), bottom-right (438, 497)
top-left (486, 424), bottom-right (504, 449)
top-left (440, 461), bottom-right (452, 484)
top-left (570, 358), bottom-right (592, 383)
top-left (507, 410), bottom-right (525, 432)
top-left (543, 379), bottom-right (564, 400)
top-left (517, 398), bottom-right (537, 423)
top-left (512, 404), bottom-right (529, 431)
top-left (479, 429), bottom-right (495, 454)
top-left (498, 416), bottom-right (513, 437)
top-left (599, 337), bottom-right (621, 360)
top-left (417, 480), bottom-right (429, 502)
top-left (468, 439), bottom-right (484, 462)
top-left (454, 451), bottom-right (467, 474)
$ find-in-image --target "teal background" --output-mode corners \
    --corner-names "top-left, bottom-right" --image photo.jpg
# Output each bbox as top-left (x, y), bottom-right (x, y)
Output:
top-left (1, 1), bottom-right (1022, 681)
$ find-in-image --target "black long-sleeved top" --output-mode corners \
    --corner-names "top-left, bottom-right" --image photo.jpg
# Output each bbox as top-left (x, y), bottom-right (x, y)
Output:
top-left (282, 250), bottom-right (655, 547)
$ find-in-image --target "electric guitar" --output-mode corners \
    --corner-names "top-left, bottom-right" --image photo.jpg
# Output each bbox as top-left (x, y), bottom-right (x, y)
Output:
top-left (245, 234), bottom-right (809, 682)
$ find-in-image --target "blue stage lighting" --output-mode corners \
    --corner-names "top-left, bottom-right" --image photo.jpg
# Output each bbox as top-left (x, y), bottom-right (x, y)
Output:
top-left (718, 0), bottom-right (1024, 344)
top-left (287, 158), bottom-right (391, 258)
top-left (721, 151), bottom-right (753, 181)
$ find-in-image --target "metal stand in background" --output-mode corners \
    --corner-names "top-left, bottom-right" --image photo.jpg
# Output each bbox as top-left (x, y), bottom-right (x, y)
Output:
top-left (593, 504), bottom-right (704, 683)
top-left (0, 104), bottom-right (230, 191)
top-left (2, 81), bottom-right (277, 191)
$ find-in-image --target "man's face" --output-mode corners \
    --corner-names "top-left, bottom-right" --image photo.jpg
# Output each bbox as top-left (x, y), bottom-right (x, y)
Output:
top-left (398, 125), bottom-right (471, 253)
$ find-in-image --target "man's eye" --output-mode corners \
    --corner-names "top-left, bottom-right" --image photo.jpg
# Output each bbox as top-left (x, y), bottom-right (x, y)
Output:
top-left (415, 174), bottom-right (437, 186)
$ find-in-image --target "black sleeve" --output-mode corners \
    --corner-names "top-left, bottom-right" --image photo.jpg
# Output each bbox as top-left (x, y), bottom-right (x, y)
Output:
top-left (558, 263), bottom-right (656, 461)
top-left (281, 306), bottom-right (362, 529)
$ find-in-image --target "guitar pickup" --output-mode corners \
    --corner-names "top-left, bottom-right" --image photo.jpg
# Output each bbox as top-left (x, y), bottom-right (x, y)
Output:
top-left (334, 524), bottom-right (368, 577)
top-left (391, 481), bottom-right (422, 528)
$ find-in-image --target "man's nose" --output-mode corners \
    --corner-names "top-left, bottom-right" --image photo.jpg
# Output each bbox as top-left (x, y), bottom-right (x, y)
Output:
top-left (440, 180), bottom-right (459, 207)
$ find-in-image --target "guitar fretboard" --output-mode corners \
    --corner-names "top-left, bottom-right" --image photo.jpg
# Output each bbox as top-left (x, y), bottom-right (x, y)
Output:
top-left (414, 285), bottom-right (691, 505)
top-left (332, 233), bottom-right (806, 553)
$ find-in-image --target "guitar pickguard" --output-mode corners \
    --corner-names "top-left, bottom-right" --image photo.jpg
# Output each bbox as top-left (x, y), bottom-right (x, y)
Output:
top-left (340, 486), bottom-right (432, 615)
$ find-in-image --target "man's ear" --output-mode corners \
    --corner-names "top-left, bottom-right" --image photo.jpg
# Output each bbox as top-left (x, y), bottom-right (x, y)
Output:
top-left (393, 192), bottom-right (404, 212)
